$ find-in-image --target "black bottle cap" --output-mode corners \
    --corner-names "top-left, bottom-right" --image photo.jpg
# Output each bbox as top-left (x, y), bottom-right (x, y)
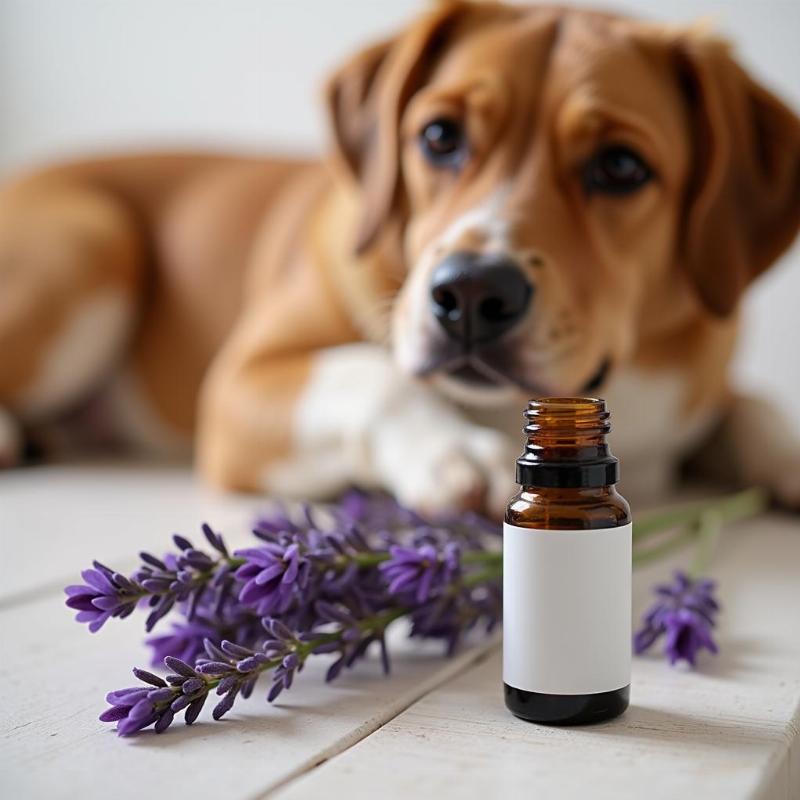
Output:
top-left (515, 457), bottom-right (619, 488)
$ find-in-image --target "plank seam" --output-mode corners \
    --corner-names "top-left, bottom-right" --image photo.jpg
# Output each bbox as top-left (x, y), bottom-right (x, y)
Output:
top-left (251, 636), bottom-right (502, 799)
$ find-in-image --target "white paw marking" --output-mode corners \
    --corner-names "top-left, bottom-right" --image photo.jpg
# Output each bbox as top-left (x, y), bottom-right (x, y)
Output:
top-left (388, 424), bottom-right (516, 518)
top-left (602, 367), bottom-right (716, 501)
top-left (262, 343), bottom-right (516, 516)
top-left (262, 344), bottom-right (406, 497)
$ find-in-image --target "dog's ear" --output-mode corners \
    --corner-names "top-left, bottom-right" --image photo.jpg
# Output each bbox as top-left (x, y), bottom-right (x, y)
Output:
top-left (675, 33), bottom-right (800, 316)
top-left (324, 2), bottom-right (470, 254)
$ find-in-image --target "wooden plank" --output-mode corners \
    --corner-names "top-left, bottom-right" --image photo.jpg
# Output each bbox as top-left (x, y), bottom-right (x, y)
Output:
top-left (276, 516), bottom-right (800, 800)
top-left (0, 463), bottom-right (266, 606)
top-left (0, 587), bottom-right (498, 799)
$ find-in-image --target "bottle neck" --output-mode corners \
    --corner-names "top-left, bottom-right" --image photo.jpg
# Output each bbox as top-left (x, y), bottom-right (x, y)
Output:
top-left (515, 398), bottom-right (619, 489)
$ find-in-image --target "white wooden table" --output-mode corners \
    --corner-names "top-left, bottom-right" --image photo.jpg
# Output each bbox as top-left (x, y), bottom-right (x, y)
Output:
top-left (1, 464), bottom-right (798, 799)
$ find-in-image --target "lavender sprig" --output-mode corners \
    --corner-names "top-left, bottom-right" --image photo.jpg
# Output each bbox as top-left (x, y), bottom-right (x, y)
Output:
top-left (630, 492), bottom-right (764, 667)
top-left (234, 493), bottom-right (502, 642)
top-left (75, 491), bottom-right (503, 736)
top-left (65, 524), bottom-right (243, 632)
top-left (102, 609), bottom-right (405, 735)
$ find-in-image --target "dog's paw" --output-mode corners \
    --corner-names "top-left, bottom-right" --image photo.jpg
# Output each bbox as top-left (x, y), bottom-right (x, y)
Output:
top-left (0, 408), bottom-right (22, 469)
top-left (386, 425), bottom-right (516, 519)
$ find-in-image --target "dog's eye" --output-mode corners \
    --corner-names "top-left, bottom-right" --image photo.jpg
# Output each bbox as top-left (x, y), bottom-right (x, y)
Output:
top-left (583, 146), bottom-right (652, 195)
top-left (419, 118), bottom-right (467, 168)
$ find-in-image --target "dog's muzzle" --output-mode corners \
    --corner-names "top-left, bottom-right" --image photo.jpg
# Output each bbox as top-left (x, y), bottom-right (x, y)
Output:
top-left (429, 251), bottom-right (533, 345)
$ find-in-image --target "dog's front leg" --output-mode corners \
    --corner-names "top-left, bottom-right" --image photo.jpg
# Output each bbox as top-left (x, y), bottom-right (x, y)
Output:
top-left (198, 343), bottom-right (516, 516)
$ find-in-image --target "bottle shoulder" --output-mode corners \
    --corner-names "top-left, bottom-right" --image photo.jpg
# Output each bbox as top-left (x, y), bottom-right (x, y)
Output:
top-left (505, 487), bottom-right (631, 530)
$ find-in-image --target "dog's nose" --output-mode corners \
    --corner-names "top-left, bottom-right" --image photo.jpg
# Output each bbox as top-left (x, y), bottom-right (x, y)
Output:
top-left (429, 251), bottom-right (533, 344)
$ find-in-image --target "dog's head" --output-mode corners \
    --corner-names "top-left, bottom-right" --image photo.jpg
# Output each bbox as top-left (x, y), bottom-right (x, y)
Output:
top-left (325, 1), bottom-right (800, 405)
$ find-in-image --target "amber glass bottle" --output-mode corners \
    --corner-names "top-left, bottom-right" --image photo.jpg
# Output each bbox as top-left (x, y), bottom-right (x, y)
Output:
top-left (503, 397), bottom-right (631, 725)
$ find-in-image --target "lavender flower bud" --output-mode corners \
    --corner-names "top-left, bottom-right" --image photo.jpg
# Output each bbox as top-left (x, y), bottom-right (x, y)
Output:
top-left (634, 570), bottom-right (720, 666)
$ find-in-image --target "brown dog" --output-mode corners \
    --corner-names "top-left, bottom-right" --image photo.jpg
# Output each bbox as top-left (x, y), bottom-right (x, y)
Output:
top-left (1, 1), bottom-right (799, 514)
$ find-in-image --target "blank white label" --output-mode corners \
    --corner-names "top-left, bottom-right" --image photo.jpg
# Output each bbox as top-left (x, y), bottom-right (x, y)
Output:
top-left (503, 522), bottom-right (631, 695)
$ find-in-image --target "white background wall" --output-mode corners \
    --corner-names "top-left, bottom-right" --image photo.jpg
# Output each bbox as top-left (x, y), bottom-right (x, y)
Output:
top-left (1, 0), bottom-right (798, 421)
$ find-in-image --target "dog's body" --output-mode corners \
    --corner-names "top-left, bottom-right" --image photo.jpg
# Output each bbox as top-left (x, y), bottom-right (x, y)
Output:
top-left (1, 2), bottom-right (799, 513)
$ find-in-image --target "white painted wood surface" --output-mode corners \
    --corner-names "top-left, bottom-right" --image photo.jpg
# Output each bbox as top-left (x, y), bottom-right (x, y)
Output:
top-left (280, 519), bottom-right (800, 800)
top-left (0, 463), bottom-right (265, 605)
top-left (0, 465), bottom-right (798, 799)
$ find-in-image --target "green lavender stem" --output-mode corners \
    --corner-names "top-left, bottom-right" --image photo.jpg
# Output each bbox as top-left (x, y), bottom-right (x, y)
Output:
top-left (689, 509), bottom-right (724, 577)
top-left (276, 489), bottom-right (768, 579)
top-left (348, 549), bottom-right (500, 569)
top-left (462, 565), bottom-right (502, 588)
top-left (631, 487), bottom-right (767, 570)
top-left (632, 487), bottom-right (767, 542)
top-left (188, 608), bottom-right (406, 712)
top-left (632, 526), bottom-right (700, 568)
top-left (450, 487), bottom-right (769, 574)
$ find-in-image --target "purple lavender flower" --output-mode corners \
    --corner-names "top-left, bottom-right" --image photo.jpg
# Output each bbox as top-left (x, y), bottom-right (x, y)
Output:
top-left (259, 619), bottom-right (304, 701)
top-left (252, 504), bottom-right (307, 538)
top-left (334, 488), bottom-right (425, 532)
top-left (634, 571), bottom-right (720, 666)
top-left (100, 662), bottom-right (204, 736)
top-left (313, 601), bottom-right (392, 681)
top-left (65, 562), bottom-right (142, 632)
top-left (146, 618), bottom-right (220, 667)
top-left (379, 542), bottom-right (461, 604)
top-left (66, 525), bottom-right (239, 633)
top-left (408, 585), bottom-right (493, 655)
top-left (103, 638), bottom-right (283, 736)
top-left (145, 608), bottom-right (263, 667)
top-left (243, 499), bottom-right (396, 631)
top-left (135, 526), bottom-right (238, 631)
top-left (660, 608), bottom-right (719, 666)
top-left (100, 607), bottom-right (413, 735)
top-left (235, 542), bottom-right (310, 615)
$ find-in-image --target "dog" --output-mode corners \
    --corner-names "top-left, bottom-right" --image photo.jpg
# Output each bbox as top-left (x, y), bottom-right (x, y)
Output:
top-left (1, 1), bottom-right (799, 516)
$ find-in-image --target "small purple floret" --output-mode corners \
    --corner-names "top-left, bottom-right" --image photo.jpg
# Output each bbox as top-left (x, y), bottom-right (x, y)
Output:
top-left (146, 619), bottom-right (219, 666)
top-left (64, 562), bottom-right (140, 632)
top-left (235, 542), bottom-right (310, 615)
top-left (379, 542), bottom-right (460, 604)
top-left (634, 570), bottom-right (720, 666)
